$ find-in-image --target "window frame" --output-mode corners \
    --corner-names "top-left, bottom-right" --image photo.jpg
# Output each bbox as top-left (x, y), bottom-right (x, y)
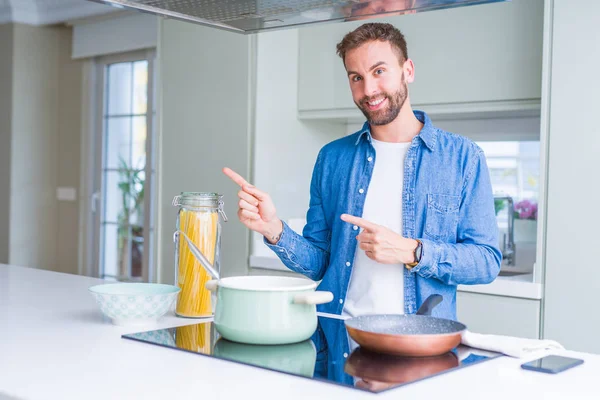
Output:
top-left (91, 49), bottom-right (157, 283)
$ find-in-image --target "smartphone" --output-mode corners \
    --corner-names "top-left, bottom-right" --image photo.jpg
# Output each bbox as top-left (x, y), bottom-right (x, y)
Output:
top-left (521, 355), bottom-right (584, 374)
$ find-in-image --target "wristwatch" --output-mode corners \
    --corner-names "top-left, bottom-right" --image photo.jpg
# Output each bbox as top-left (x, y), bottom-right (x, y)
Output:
top-left (406, 239), bottom-right (422, 269)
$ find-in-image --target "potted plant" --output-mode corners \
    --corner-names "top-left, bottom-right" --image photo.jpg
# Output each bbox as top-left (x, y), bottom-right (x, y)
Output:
top-left (116, 158), bottom-right (145, 279)
top-left (513, 199), bottom-right (538, 243)
top-left (494, 198), bottom-right (506, 216)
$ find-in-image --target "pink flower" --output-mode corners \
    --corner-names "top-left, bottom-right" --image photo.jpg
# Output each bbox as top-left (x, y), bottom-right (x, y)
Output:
top-left (514, 199), bottom-right (538, 220)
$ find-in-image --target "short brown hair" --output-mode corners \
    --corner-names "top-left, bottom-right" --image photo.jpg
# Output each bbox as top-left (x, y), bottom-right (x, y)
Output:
top-left (336, 23), bottom-right (408, 66)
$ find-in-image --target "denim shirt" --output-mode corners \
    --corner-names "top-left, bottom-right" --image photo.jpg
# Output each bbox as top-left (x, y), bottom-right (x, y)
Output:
top-left (265, 110), bottom-right (502, 321)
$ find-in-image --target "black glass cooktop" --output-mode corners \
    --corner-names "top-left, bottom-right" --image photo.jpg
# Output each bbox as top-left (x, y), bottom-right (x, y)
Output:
top-left (122, 315), bottom-right (502, 393)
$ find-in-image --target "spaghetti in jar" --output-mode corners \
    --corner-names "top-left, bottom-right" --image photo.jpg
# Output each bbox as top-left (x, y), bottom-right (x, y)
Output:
top-left (172, 192), bottom-right (227, 318)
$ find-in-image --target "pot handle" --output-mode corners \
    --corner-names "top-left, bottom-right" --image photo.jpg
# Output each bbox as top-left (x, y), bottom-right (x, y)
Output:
top-left (205, 280), bottom-right (218, 291)
top-left (293, 291), bottom-right (333, 305)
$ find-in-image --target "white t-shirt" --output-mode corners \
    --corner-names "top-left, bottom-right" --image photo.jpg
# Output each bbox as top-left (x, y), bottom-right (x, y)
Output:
top-left (342, 138), bottom-right (411, 319)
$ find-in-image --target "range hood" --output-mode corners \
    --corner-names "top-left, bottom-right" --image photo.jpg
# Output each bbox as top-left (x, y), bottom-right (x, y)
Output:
top-left (90, 0), bottom-right (508, 34)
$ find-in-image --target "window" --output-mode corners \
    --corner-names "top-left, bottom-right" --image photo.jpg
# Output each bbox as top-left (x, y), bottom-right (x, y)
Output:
top-left (478, 141), bottom-right (540, 202)
top-left (478, 140), bottom-right (540, 269)
top-left (93, 50), bottom-right (157, 282)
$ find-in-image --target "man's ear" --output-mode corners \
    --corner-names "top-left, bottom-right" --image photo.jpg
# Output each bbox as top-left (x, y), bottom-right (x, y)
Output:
top-left (403, 59), bottom-right (416, 84)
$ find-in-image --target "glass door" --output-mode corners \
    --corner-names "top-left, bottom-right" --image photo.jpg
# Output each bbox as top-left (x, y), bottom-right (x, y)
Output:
top-left (93, 50), bottom-right (157, 282)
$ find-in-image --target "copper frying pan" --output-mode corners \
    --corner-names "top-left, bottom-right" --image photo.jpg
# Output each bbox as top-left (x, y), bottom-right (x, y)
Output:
top-left (344, 294), bottom-right (466, 357)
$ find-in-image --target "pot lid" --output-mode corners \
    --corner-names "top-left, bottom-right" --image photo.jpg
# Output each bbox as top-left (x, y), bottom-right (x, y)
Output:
top-left (217, 276), bottom-right (318, 291)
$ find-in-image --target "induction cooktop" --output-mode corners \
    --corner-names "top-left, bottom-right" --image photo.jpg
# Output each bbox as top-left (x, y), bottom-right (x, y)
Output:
top-left (122, 315), bottom-right (502, 394)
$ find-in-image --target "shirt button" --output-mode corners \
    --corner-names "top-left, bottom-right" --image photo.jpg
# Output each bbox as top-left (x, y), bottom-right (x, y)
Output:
top-left (367, 157), bottom-right (373, 162)
top-left (353, 225), bottom-right (358, 230)
top-left (358, 188), bottom-right (364, 194)
top-left (339, 299), bottom-right (343, 304)
top-left (343, 353), bottom-right (348, 358)
top-left (345, 261), bottom-right (351, 267)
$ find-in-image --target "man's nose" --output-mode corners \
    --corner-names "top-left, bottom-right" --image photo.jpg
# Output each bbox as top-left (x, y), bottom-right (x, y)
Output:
top-left (363, 77), bottom-right (378, 97)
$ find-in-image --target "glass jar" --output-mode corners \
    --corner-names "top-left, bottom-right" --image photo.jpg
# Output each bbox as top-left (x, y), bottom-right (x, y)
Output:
top-left (172, 192), bottom-right (227, 318)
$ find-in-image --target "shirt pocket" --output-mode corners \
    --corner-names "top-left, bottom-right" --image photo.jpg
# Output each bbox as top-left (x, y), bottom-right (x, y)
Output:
top-left (424, 193), bottom-right (460, 242)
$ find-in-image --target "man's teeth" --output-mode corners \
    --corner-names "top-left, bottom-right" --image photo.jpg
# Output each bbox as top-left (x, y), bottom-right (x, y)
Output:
top-left (368, 98), bottom-right (384, 106)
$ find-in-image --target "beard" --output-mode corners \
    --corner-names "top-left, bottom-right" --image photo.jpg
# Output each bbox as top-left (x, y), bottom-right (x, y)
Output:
top-left (356, 77), bottom-right (408, 126)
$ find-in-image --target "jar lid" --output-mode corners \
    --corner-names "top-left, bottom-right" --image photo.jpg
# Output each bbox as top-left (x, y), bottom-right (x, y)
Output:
top-left (172, 192), bottom-right (228, 221)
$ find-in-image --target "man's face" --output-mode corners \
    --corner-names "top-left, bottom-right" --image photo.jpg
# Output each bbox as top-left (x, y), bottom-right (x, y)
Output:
top-left (344, 40), bottom-right (412, 126)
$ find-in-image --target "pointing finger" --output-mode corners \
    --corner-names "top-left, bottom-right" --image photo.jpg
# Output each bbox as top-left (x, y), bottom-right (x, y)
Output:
top-left (223, 167), bottom-right (250, 187)
top-left (340, 214), bottom-right (378, 232)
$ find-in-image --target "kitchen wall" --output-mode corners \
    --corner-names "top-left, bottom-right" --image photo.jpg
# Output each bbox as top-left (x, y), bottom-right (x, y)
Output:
top-left (0, 23), bottom-right (12, 264)
top-left (157, 19), bottom-right (253, 283)
top-left (55, 26), bottom-right (82, 275)
top-left (71, 12), bottom-right (157, 59)
top-left (542, 0), bottom-right (600, 353)
top-left (2, 23), bottom-right (82, 274)
top-left (250, 28), bottom-right (346, 262)
top-left (10, 23), bottom-right (61, 269)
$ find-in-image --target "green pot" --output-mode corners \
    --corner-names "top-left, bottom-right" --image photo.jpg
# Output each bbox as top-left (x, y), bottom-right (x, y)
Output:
top-left (206, 276), bottom-right (333, 345)
top-left (213, 337), bottom-right (317, 377)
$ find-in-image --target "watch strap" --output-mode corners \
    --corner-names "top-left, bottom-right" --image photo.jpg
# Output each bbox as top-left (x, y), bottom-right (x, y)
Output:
top-left (406, 239), bottom-right (422, 268)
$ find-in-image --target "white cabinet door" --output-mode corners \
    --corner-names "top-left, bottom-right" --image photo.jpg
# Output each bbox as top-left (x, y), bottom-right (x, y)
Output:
top-left (457, 292), bottom-right (541, 339)
top-left (298, 0), bottom-right (543, 113)
top-left (543, 0), bottom-right (600, 355)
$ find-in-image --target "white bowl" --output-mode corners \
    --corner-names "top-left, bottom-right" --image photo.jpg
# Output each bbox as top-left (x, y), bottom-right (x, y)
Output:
top-left (89, 283), bottom-right (180, 327)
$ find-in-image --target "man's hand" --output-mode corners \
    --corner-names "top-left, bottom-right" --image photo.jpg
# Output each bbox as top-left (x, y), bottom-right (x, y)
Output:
top-left (340, 214), bottom-right (418, 265)
top-left (222, 167), bottom-right (283, 244)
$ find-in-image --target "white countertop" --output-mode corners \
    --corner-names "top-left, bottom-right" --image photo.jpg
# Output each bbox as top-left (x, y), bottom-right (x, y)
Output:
top-left (1, 264), bottom-right (597, 400)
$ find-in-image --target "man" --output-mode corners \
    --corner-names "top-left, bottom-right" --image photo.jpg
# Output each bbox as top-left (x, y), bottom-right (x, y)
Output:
top-left (224, 22), bottom-right (501, 322)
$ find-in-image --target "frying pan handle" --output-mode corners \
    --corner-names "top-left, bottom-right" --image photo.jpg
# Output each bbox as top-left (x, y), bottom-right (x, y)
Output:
top-left (416, 294), bottom-right (443, 316)
top-left (293, 291), bottom-right (334, 305)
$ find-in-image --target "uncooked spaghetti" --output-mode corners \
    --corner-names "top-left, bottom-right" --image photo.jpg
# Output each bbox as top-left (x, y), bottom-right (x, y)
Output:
top-left (175, 209), bottom-right (217, 317)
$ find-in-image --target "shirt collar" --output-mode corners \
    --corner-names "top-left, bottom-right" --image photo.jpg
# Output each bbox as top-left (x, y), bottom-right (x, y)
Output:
top-left (354, 110), bottom-right (438, 151)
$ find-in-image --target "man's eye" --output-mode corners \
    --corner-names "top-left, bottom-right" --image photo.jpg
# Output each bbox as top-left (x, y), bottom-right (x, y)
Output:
top-left (352, 76), bottom-right (362, 82)
top-left (375, 69), bottom-right (384, 75)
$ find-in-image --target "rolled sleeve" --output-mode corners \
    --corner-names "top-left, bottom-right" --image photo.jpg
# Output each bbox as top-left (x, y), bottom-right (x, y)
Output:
top-left (262, 221), bottom-right (325, 280)
top-left (263, 221), bottom-right (294, 260)
top-left (410, 238), bottom-right (439, 279)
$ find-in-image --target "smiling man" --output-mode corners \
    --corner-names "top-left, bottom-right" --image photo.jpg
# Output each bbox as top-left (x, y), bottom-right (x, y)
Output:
top-left (224, 22), bottom-right (501, 321)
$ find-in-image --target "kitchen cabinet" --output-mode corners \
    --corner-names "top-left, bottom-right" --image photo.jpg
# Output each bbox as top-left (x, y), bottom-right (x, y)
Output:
top-left (542, 0), bottom-right (600, 354)
top-left (297, 0), bottom-right (543, 118)
top-left (457, 292), bottom-right (541, 339)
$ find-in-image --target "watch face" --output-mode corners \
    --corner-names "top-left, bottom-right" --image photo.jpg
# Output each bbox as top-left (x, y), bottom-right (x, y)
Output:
top-left (416, 243), bottom-right (423, 261)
